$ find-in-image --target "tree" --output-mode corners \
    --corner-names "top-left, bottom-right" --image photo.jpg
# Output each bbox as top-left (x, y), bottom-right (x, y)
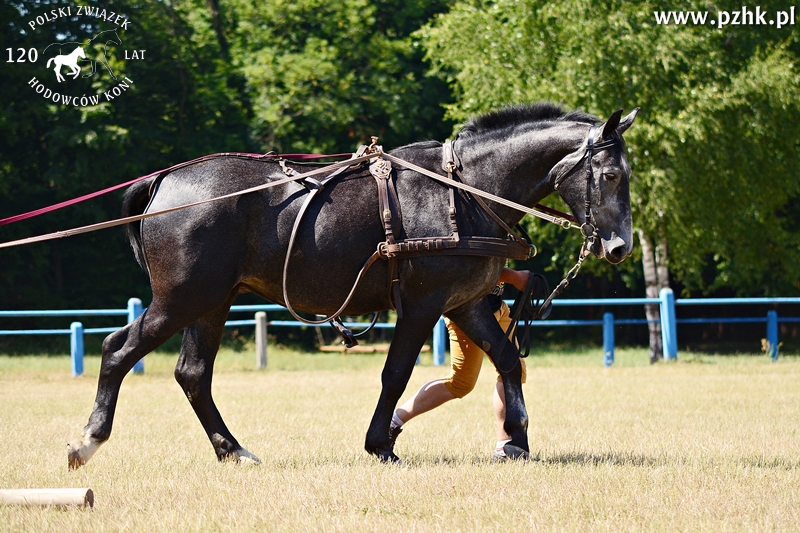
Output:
top-left (226, 0), bottom-right (454, 153)
top-left (419, 0), bottom-right (800, 361)
top-left (0, 0), bottom-right (455, 348)
top-left (0, 0), bottom-right (251, 315)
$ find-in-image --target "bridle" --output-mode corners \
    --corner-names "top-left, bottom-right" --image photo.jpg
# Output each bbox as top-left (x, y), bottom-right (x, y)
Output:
top-left (495, 124), bottom-right (622, 369)
top-left (553, 124), bottom-right (620, 249)
top-left (531, 124), bottom-right (621, 319)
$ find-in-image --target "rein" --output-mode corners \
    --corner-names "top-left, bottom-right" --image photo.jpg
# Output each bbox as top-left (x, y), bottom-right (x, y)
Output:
top-left (0, 151), bottom-right (352, 228)
top-left (0, 153), bottom-right (375, 250)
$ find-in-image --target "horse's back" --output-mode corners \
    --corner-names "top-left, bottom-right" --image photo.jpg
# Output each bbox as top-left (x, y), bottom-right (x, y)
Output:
top-left (140, 156), bottom-right (393, 312)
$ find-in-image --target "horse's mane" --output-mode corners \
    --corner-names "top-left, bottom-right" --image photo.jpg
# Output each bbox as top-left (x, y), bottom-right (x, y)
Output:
top-left (457, 102), bottom-right (598, 138)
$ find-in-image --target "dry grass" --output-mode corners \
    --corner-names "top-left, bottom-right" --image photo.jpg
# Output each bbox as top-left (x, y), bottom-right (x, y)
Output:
top-left (1, 348), bottom-right (799, 532)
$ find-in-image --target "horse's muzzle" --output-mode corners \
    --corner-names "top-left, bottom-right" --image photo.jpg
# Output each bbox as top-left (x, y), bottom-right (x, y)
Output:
top-left (600, 232), bottom-right (631, 264)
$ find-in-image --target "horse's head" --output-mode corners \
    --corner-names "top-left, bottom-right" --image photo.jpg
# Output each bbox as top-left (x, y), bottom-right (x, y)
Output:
top-left (77, 47), bottom-right (86, 58)
top-left (550, 108), bottom-right (639, 264)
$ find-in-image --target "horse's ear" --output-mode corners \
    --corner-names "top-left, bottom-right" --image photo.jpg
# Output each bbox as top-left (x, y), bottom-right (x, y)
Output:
top-left (616, 107), bottom-right (640, 135)
top-left (601, 109), bottom-right (624, 140)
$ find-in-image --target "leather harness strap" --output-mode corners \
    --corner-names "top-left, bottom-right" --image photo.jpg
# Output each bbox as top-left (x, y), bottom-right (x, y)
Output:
top-left (367, 141), bottom-right (533, 316)
top-left (443, 140), bottom-right (533, 251)
top-left (369, 155), bottom-right (404, 318)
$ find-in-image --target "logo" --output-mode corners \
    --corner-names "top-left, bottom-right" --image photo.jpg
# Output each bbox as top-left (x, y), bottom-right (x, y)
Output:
top-left (8, 5), bottom-right (145, 107)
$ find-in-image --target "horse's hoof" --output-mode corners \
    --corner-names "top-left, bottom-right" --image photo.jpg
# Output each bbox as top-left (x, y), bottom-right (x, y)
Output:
top-left (377, 449), bottom-right (402, 464)
top-left (365, 443), bottom-right (402, 464)
top-left (234, 448), bottom-right (262, 466)
top-left (67, 444), bottom-right (86, 470)
top-left (219, 447), bottom-right (261, 466)
top-left (67, 435), bottom-right (102, 470)
top-left (503, 444), bottom-right (530, 461)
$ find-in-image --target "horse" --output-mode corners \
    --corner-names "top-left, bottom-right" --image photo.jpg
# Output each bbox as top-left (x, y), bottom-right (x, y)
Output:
top-left (67, 102), bottom-right (639, 468)
top-left (46, 46), bottom-right (85, 83)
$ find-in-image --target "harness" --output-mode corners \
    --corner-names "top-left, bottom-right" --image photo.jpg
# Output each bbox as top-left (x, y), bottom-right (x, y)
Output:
top-left (280, 127), bottom-right (619, 347)
top-left (0, 125), bottom-right (620, 349)
top-left (367, 138), bottom-right (534, 321)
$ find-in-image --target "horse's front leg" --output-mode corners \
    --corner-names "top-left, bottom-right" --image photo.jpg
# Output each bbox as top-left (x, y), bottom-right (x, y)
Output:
top-left (365, 309), bottom-right (441, 462)
top-left (446, 298), bottom-right (529, 459)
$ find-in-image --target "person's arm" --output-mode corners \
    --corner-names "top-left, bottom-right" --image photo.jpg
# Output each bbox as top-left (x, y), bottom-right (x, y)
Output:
top-left (498, 268), bottom-right (530, 292)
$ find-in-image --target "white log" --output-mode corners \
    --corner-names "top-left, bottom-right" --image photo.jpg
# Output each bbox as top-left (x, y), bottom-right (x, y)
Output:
top-left (0, 488), bottom-right (94, 508)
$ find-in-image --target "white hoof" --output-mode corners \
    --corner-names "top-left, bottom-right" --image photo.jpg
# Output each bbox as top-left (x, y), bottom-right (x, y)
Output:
top-left (232, 448), bottom-right (261, 466)
top-left (67, 435), bottom-right (102, 469)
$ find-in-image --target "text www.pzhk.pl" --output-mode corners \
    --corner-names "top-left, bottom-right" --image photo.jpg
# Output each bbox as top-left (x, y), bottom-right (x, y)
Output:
top-left (654, 6), bottom-right (796, 28)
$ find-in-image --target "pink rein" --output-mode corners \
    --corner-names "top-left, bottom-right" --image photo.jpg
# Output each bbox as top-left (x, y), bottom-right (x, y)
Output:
top-left (0, 151), bottom-right (351, 227)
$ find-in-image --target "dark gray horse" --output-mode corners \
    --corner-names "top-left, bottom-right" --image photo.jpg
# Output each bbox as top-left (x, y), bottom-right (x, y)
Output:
top-left (68, 102), bottom-right (638, 467)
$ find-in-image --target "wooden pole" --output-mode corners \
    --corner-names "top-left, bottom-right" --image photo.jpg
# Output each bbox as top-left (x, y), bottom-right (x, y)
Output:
top-left (0, 488), bottom-right (94, 508)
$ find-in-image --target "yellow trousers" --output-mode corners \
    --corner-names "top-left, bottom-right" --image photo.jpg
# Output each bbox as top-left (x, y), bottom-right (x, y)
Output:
top-left (443, 301), bottom-right (527, 399)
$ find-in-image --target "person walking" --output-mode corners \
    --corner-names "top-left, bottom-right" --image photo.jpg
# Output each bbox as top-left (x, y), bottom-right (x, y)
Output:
top-left (389, 268), bottom-right (530, 461)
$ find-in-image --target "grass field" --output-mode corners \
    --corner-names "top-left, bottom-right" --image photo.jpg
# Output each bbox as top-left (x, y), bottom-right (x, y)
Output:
top-left (1, 347), bottom-right (799, 532)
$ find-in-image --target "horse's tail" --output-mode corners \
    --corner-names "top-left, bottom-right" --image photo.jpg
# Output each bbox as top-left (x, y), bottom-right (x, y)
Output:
top-left (122, 178), bottom-right (155, 271)
top-left (46, 57), bottom-right (54, 68)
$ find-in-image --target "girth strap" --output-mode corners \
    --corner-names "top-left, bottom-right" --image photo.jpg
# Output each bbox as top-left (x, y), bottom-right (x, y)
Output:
top-left (378, 236), bottom-right (530, 261)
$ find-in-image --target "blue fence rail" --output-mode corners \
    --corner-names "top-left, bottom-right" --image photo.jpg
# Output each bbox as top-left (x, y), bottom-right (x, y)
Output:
top-left (1, 290), bottom-right (798, 376)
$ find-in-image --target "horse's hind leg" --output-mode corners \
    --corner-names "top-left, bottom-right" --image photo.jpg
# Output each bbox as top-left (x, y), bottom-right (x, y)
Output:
top-left (174, 300), bottom-right (260, 465)
top-left (68, 301), bottom-right (186, 468)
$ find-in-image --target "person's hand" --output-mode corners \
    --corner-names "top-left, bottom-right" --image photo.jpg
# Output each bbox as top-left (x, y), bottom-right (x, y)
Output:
top-left (498, 268), bottom-right (530, 292)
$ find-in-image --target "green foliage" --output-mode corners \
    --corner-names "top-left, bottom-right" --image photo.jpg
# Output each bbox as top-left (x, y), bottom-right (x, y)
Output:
top-left (419, 0), bottom-right (800, 295)
top-left (230, 0), bottom-right (453, 152)
top-left (0, 0), bottom-right (453, 320)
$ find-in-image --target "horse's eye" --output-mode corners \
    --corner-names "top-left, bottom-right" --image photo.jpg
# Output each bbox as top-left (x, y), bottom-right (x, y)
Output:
top-left (603, 170), bottom-right (621, 182)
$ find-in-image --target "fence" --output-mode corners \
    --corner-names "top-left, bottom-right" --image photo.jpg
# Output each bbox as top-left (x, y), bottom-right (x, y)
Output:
top-left (1, 290), bottom-right (798, 376)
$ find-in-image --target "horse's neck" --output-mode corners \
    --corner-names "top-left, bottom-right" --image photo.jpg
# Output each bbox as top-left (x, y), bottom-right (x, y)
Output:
top-left (458, 124), bottom-right (587, 222)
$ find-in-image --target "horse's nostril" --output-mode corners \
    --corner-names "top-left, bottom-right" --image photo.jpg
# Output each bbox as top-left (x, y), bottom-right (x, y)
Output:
top-left (607, 244), bottom-right (630, 264)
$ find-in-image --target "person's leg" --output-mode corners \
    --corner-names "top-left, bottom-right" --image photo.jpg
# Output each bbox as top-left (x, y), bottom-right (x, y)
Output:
top-left (494, 380), bottom-right (510, 441)
top-left (393, 316), bottom-right (484, 426)
top-left (394, 378), bottom-right (455, 423)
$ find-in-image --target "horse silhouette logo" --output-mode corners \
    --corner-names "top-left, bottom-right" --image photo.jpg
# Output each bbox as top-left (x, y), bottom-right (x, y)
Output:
top-left (45, 46), bottom-right (85, 82)
top-left (43, 31), bottom-right (122, 84)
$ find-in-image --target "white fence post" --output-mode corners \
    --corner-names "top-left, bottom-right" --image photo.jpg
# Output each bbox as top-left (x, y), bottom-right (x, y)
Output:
top-left (255, 311), bottom-right (268, 369)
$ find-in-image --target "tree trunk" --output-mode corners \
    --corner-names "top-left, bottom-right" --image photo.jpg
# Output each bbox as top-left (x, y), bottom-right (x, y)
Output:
top-left (656, 234), bottom-right (669, 296)
top-left (639, 229), bottom-right (664, 363)
top-left (207, 0), bottom-right (229, 57)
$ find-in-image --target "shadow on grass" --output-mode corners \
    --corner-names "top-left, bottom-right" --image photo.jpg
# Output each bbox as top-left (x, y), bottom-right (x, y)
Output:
top-left (737, 456), bottom-right (800, 470)
top-left (539, 451), bottom-right (669, 467)
top-left (262, 451), bottom-right (800, 471)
